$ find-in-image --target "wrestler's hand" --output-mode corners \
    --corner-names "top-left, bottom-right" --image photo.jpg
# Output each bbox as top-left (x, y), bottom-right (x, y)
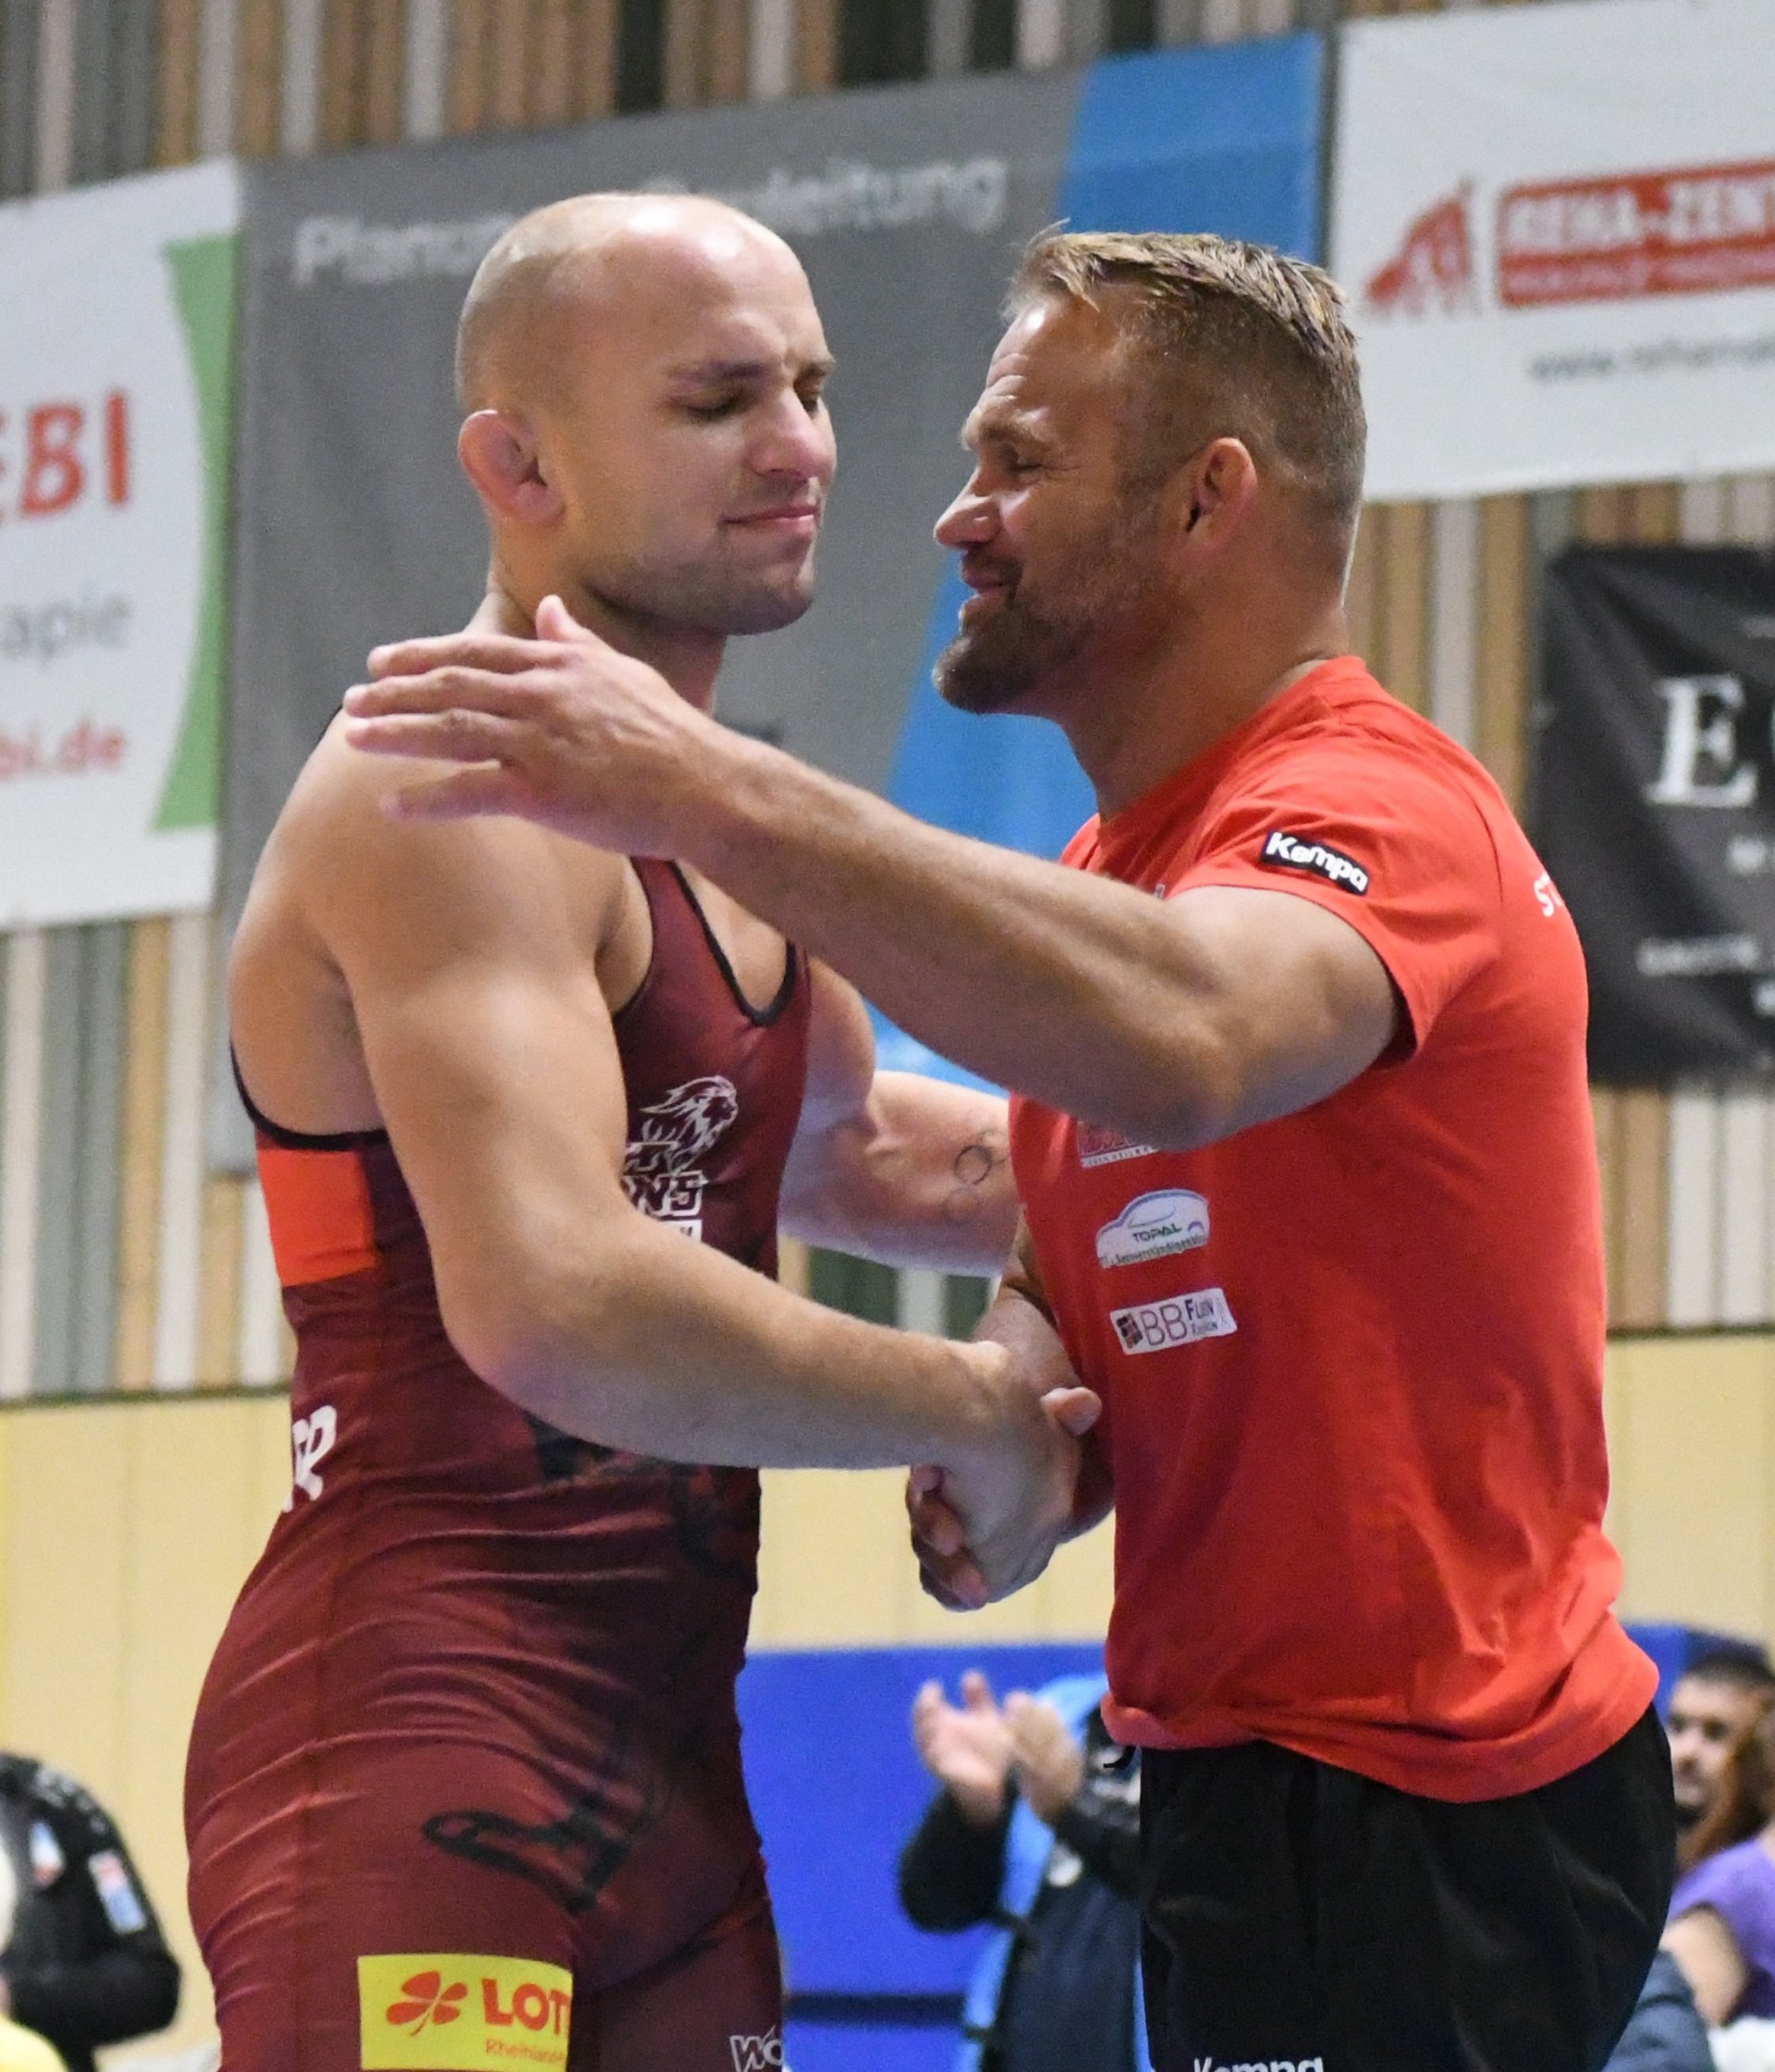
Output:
top-left (342, 595), bottom-right (727, 854)
top-left (919, 1350), bottom-right (1098, 1609)
top-left (909, 1287), bottom-right (1106, 1607)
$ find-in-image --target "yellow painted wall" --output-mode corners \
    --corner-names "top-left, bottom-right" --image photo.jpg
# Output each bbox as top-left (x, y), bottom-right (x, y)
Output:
top-left (0, 1336), bottom-right (1767, 2057)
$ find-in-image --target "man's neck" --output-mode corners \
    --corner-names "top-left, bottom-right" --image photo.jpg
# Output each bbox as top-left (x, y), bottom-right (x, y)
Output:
top-left (476, 566), bottom-right (724, 713)
top-left (1065, 599), bottom-right (1351, 820)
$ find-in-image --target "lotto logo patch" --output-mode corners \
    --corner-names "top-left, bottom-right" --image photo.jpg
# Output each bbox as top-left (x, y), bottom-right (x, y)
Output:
top-left (358, 1955), bottom-right (572, 2069)
top-left (1257, 830), bottom-right (1370, 896)
top-left (1109, 1287), bottom-right (1237, 1354)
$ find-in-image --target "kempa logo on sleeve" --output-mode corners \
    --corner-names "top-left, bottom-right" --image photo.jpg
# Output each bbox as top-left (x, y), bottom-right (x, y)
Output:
top-left (1257, 831), bottom-right (1370, 896)
top-left (1096, 1189), bottom-right (1209, 1268)
top-left (1109, 1287), bottom-right (1237, 1353)
top-left (358, 1954), bottom-right (572, 2069)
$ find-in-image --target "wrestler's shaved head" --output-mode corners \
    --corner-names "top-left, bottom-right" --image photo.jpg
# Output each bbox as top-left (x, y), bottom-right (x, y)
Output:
top-left (452, 190), bottom-right (837, 644)
top-left (456, 192), bottom-right (811, 412)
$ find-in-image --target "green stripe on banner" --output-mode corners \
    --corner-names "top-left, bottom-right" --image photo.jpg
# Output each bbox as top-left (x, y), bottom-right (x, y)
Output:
top-left (155, 231), bottom-right (239, 833)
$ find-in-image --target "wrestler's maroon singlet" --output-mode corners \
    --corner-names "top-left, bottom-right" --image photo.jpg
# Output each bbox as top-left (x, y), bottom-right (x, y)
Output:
top-left (185, 862), bottom-right (809, 2072)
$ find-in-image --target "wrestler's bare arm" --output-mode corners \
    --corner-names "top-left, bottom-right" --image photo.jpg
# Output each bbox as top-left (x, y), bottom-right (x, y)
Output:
top-left (779, 962), bottom-right (1017, 1275)
top-left (278, 748), bottom-right (1091, 1601)
top-left (343, 621), bottom-right (1398, 1151)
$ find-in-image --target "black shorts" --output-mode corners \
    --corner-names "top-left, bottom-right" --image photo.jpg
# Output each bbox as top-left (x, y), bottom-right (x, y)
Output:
top-left (1139, 1704), bottom-right (1674, 2072)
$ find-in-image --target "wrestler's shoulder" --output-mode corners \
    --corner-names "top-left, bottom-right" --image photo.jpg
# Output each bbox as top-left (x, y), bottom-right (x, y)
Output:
top-left (285, 714), bottom-right (630, 907)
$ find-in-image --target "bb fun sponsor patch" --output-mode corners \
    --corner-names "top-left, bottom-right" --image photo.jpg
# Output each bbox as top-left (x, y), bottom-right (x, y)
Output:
top-left (1109, 1286), bottom-right (1237, 1353)
top-left (1257, 830), bottom-right (1370, 896)
top-left (1096, 1188), bottom-right (1209, 1268)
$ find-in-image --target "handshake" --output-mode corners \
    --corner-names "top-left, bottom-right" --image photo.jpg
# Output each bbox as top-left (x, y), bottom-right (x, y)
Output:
top-left (905, 1307), bottom-right (1110, 1612)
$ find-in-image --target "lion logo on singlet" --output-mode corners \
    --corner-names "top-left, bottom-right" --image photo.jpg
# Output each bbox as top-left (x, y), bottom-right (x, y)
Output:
top-left (621, 1075), bottom-right (740, 1240)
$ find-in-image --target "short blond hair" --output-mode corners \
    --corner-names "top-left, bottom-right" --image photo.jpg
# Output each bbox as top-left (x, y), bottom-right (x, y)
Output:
top-left (1011, 230), bottom-right (1365, 556)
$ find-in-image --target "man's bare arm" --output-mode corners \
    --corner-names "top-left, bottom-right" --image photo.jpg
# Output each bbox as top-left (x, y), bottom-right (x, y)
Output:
top-left (296, 765), bottom-right (1093, 1600)
top-left (779, 962), bottom-right (1016, 1274)
top-left (342, 612), bottom-right (1399, 1147)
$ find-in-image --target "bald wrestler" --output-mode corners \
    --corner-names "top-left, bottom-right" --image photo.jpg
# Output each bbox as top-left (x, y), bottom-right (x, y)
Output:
top-left (183, 196), bottom-right (1093, 2072)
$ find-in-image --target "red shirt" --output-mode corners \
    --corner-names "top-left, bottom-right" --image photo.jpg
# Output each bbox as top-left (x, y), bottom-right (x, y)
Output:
top-left (1009, 657), bottom-right (1655, 1802)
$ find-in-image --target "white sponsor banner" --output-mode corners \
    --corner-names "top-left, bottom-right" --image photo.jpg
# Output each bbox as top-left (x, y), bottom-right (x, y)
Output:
top-left (0, 159), bottom-right (238, 925)
top-left (1332, 0), bottom-right (1775, 500)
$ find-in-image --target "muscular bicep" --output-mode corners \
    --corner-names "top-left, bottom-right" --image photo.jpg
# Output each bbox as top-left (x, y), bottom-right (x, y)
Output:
top-left (782, 963), bottom-right (1016, 1272)
top-left (1156, 885), bottom-right (1400, 1146)
top-left (314, 801), bottom-right (635, 1367)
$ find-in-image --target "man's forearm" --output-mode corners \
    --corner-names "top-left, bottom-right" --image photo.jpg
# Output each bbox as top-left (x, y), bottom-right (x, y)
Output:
top-left (687, 739), bottom-right (1213, 1146)
top-left (455, 1209), bottom-right (1006, 1470)
top-left (783, 1073), bottom-right (1017, 1275)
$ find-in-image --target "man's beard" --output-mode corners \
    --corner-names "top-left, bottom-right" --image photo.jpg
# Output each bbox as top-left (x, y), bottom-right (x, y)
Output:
top-left (935, 520), bottom-right (1150, 717)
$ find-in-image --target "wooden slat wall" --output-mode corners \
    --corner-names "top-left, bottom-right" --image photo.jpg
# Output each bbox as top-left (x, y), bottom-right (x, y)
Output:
top-left (0, 0), bottom-right (1765, 1395)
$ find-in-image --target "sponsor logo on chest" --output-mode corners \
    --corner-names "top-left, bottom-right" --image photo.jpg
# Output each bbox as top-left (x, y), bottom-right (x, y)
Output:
top-left (1096, 1188), bottom-right (1209, 1268)
top-left (1109, 1286), bottom-right (1237, 1354)
top-left (621, 1074), bottom-right (740, 1241)
top-left (1075, 1120), bottom-right (1157, 1169)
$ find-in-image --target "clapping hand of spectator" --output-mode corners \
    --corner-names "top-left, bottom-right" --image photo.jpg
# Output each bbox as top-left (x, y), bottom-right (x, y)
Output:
top-left (1004, 1692), bottom-right (1088, 1824)
top-left (912, 1671), bottom-right (1014, 1826)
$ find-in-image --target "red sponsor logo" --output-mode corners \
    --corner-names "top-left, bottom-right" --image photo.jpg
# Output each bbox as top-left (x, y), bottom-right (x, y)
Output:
top-left (0, 717), bottom-right (126, 780)
top-left (1362, 181), bottom-right (1476, 319)
top-left (1498, 156), bottom-right (1775, 307)
top-left (0, 392), bottom-right (130, 522)
top-left (386, 1971), bottom-right (469, 2034)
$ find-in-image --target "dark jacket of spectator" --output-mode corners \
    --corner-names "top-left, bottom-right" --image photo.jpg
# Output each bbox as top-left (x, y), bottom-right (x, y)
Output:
top-left (1601, 1953), bottom-right (1714, 2072)
top-left (0, 1758), bottom-right (179, 2072)
top-left (900, 1701), bottom-right (1144, 2072)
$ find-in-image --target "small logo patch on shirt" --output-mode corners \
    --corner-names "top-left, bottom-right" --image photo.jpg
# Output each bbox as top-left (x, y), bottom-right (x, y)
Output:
top-left (1109, 1287), bottom-right (1237, 1353)
top-left (1258, 830), bottom-right (1370, 896)
top-left (87, 1850), bottom-right (148, 1933)
top-left (1096, 1189), bottom-right (1209, 1268)
top-left (1076, 1122), bottom-right (1157, 1170)
top-left (28, 1820), bottom-right (64, 1888)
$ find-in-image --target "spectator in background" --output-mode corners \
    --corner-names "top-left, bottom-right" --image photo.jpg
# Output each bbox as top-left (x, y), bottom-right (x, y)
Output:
top-left (899, 1670), bottom-right (1148, 2072)
top-left (0, 1757), bottom-right (178, 2072)
top-left (0, 1849), bottom-right (61, 2072)
top-left (1670, 1649), bottom-right (1775, 1872)
top-left (1663, 1702), bottom-right (1775, 2024)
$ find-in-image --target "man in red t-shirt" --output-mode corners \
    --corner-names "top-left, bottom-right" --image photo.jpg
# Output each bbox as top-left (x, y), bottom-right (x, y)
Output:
top-left (343, 229), bottom-right (1672, 2070)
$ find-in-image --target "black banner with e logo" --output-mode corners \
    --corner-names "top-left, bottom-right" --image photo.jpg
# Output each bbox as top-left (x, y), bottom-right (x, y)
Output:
top-left (1533, 544), bottom-right (1775, 1082)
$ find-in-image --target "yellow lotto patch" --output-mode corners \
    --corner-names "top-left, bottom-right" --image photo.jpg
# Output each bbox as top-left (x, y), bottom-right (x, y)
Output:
top-left (358, 1955), bottom-right (573, 2070)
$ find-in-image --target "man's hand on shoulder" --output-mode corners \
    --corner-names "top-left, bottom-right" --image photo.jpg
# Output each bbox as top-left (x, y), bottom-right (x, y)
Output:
top-left (342, 595), bottom-right (738, 856)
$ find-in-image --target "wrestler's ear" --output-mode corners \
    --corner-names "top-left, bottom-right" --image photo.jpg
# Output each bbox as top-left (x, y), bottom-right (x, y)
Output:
top-left (458, 410), bottom-right (564, 526)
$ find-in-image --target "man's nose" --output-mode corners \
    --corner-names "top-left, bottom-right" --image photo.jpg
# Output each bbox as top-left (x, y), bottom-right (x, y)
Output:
top-left (935, 483), bottom-right (995, 550)
top-left (754, 396), bottom-right (836, 484)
